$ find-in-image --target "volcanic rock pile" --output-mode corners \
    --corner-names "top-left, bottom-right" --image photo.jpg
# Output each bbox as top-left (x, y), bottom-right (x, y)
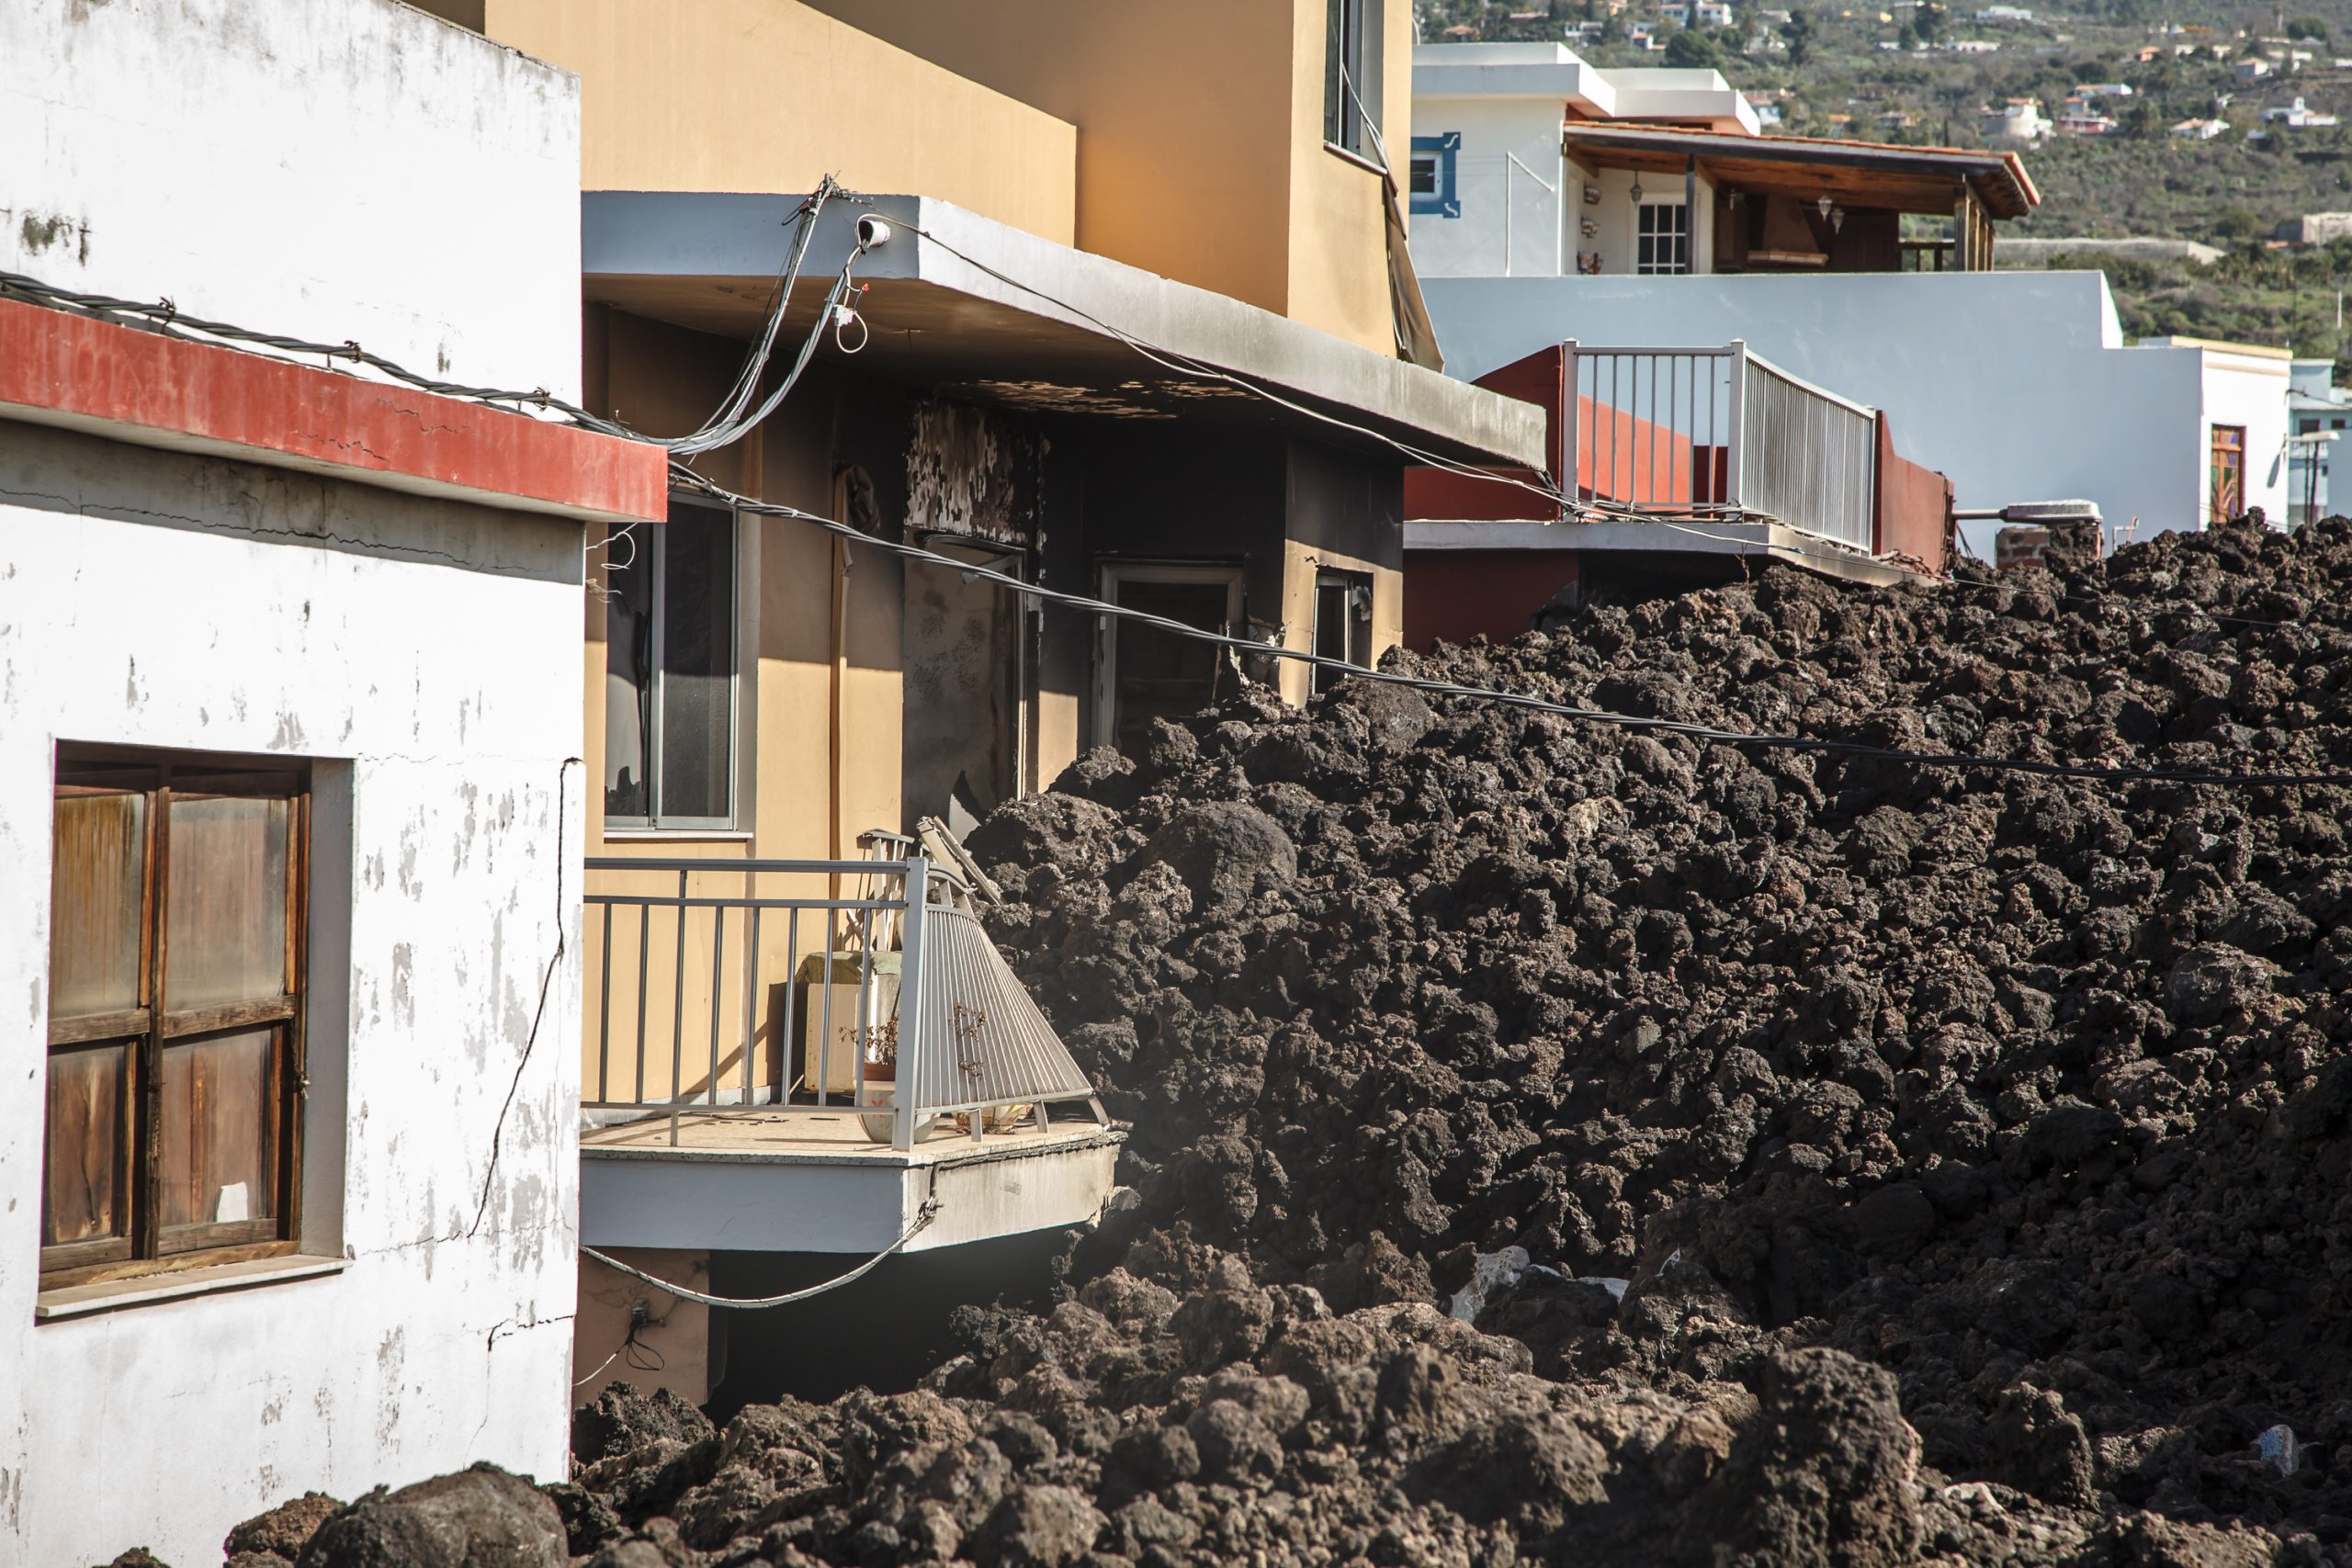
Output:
top-left (252, 517), bottom-right (2352, 1566)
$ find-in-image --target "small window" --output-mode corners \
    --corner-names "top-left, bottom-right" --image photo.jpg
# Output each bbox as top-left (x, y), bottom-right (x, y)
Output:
top-left (1409, 132), bottom-right (1462, 218)
top-left (2211, 423), bottom-right (2246, 521)
top-left (41, 747), bottom-right (310, 1289)
top-left (1324, 0), bottom-right (1383, 157)
top-left (1312, 570), bottom-right (1375, 694)
top-left (605, 496), bottom-right (738, 829)
top-left (1637, 202), bottom-right (1691, 275)
top-left (2301, 417), bottom-right (2321, 434)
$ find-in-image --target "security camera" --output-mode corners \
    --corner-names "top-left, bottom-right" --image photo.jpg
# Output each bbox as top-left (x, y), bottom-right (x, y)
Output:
top-left (855, 215), bottom-right (894, 251)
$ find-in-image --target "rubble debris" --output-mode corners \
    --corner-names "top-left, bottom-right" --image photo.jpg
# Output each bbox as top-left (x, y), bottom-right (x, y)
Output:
top-left (224, 1493), bottom-right (343, 1563)
top-left (266, 516), bottom-right (2352, 1564)
top-left (296, 1465), bottom-right (564, 1568)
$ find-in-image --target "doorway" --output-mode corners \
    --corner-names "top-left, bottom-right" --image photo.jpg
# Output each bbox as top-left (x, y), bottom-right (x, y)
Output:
top-left (1094, 563), bottom-right (1244, 758)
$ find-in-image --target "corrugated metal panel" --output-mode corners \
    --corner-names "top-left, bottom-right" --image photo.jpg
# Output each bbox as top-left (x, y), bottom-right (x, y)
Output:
top-left (908, 907), bottom-right (1094, 1113)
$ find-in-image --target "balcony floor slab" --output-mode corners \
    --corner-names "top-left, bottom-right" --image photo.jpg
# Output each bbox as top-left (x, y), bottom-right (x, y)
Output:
top-left (582, 1111), bottom-right (1124, 1255)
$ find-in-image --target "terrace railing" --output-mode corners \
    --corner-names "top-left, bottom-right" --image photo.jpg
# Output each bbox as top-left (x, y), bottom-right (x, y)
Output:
top-left (583, 855), bottom-right (1098, 1152)
top-left (1563, 339), bottom-right (1879, 551)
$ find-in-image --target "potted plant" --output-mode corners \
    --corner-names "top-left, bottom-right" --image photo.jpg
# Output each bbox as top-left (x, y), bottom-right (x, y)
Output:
top-left (858, 1015), bottom-right (901, 1144)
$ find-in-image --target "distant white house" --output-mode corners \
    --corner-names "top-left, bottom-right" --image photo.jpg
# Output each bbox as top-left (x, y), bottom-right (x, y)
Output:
top-left (1695, 2), bottom-right (1736, 26)
top-left (2289, 357), bottom-right (2350, 526)
top-left (2263, 96), bottom-right (2339, 126)
top-left (1975, 5), bottom-right (2032, 20)
top-left (2236, 57), bottom-right (2275, 82)
top-left (1947, 38), bottom-right (2003, 51)
top-left (2073, 80), bottom-right (2133, 96)
top-left (1982, 97), bottom-right (2052, 140)
top-left (2172, 117), bottom-right (2230, 139)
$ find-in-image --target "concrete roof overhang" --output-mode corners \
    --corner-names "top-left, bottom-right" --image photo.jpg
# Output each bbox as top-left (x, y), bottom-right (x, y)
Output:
top-left (1561, 124), bottom-right (2040, 220)
top-left (582, 193), bottom-right (1550, 471)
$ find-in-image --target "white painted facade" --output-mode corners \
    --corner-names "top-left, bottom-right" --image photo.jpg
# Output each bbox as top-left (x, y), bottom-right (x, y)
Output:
top-left (0, 0), bottom-right (582, 400)
top-left (0, 3), bottom-right (598, 1563)
top-left (0, 435), bottom-right (588, 1567)
top-left (1410, 44), bottom-right (1752, 280)
top-left (1421, 272), bottom-right (2290, 542)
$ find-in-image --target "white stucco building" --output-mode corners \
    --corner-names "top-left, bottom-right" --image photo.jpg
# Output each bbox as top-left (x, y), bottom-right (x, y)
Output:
top-left (1424, 274), bottom-right (2290, 539)
top-left (1408, 42), bottom-right (2291, 541)
top-left (0, 3), bottom-right (665, 1562)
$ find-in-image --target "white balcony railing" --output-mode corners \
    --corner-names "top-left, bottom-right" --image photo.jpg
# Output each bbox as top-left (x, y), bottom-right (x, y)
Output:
top-left (583, 854), bottom-right (1100, 1152)
top-left (1563, 338), bottom-right (1878, 551)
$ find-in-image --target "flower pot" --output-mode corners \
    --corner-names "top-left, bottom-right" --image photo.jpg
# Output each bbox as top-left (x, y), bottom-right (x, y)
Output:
top-left (859, 1059), bottom-right (898, 1144)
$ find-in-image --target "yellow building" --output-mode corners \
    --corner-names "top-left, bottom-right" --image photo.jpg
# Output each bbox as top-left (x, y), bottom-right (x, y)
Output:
top-left (416, 0), bottom-right (1546, 1404)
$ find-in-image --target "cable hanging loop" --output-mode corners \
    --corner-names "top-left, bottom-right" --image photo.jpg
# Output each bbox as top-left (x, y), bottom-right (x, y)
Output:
top-left (579, 1200), bottom-right (939, 1310)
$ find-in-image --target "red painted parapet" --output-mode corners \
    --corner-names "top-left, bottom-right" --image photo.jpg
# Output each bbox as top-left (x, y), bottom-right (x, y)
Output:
top-left (1404, 345), bottom-right (1565, 522)
top-left (0, 297), bottom-right (667, 525)
top-left (1401, 344), bottom-right (1727, 519)
top-left (1872, 412), bottom-right (1954, 576)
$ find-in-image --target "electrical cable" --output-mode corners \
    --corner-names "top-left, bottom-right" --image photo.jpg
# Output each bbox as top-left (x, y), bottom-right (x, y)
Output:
top-left (572, 1349), bottom-right (621, 1389)
top-left (672, 464), bottom-right (2352, 791)
top-left (895, 220), bottom-right (1584, 512)
top-left (10, 254), bottom-right (2346, 791)
top-left (581, 1200), bottom-right (939, 1309)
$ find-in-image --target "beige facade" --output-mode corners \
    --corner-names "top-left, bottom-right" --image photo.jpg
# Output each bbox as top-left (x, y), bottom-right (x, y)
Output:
top-left (404, 0), bottom-right (1546, 1409)
top-left (788, 0), bottom-right (1417, 356)
top-left (482, 0), bottom-right (1080, 247)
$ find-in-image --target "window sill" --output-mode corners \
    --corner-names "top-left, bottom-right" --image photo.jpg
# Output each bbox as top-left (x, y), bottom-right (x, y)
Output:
top-left (35, 1254), bottom-right (348, 1321)
top-left (1323, 141), bottom-right (1388, 178)
top-left (602, 829), bottom-right (755, 843)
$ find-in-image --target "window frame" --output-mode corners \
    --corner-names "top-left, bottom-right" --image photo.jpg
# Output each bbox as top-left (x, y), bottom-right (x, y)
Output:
top-left (1408, 133), bottom-right (1462, 218)
top-left (1324, 0), bottom-right (1385, 161)
top-left (2210, 423), bottom-right (2247, 522)
top-left (1092, 560), bottom-right (1247, 756)
top-left (1312, 569), bottom-right (1376, 695)
top-left (603, 494), bottom-right (741, 833)
top-left (1636, 201), bottom-right (1693, 275)
top-left (40, 745), bottom-right (311, 1292)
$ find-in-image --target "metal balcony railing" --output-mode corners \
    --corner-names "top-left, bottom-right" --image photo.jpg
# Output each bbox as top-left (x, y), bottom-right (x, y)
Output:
top-left (1563, 339), bottom-right (1879, 551)
top-left (583, 855), bottom-right (1099, 1152)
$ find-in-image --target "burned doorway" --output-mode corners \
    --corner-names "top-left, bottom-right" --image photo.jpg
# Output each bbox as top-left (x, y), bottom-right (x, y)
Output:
top-left (902, 538), bottom-right (1030, 833)
top-left (1094, 562), bottom-right (1244, 758)
top-left (902, 400), bottom-right (1042, 833)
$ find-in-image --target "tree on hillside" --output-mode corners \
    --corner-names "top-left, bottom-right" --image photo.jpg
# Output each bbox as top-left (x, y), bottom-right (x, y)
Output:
top-left (1782, 6), bottom-right (1814, 64)
top-left (2286, 15), bottom-right (2328, 39)
top-left (1666, 26), bottom-right (1725, 66)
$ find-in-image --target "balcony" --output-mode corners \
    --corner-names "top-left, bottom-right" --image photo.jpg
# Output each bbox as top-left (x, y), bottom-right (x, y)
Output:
top-left (1402, 339), bottom-right (1956, 641)
top-left (579, 854), bottom-right (1119, 1256)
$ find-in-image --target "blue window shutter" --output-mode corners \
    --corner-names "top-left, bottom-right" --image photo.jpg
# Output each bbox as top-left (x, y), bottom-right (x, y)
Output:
top-left (1409, 132), bottom-right (1461, 218)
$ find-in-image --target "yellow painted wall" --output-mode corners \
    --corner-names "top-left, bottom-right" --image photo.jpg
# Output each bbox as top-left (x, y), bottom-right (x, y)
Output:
top-left (797, 0), bottom-right (1401, 356)
top-left (580, 310), bottom-right (905, 1108)
top-left (1282, 0), bottom-right (1413, 353)
top-left (481, 0), bottom-right (1078, 247)
top-left (576, 1248), bottom-right (715, 1407)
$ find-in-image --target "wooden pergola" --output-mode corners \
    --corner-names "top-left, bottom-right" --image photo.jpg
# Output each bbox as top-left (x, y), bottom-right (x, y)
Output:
top-left (1562, 123), bottom-right (2040, 272)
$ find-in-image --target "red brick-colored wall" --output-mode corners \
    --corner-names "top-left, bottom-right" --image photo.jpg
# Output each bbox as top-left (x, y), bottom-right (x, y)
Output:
top-left (1403, 549), bottom-right (1582, 648)
top-left (1873, 413), bottom-right (1953, 573)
